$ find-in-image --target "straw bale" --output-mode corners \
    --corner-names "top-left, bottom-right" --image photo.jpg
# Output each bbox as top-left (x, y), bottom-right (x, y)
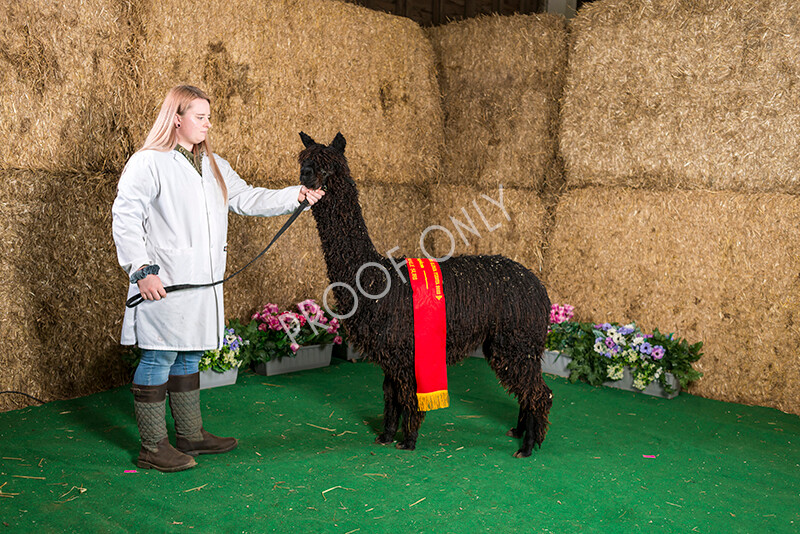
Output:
top-left (0, 0), bottom-right (141, 173)
top-left (129, 0), bottom-right (443, 187)
top-left (426, 184), bottom-right (546, 274)
top-left (427, 13), bottom-right (567, 190)
top-left (545, 187), bottom-right (800, 415)
top-left (224, 179), bottom-right (433, 318)
top-left (0, 170), bottom-right (129, 411)
top-left (561, 0), bottom-right (800, 193)
top-left (359, 180), bottom-right (433, 260)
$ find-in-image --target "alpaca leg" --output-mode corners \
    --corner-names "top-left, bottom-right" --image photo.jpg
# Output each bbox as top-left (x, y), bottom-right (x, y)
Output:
top-left (376, 374), bottom-right (401, 445)
top-left (526, 377), bottom-right (553, 451)
top-left (396, 406), bottom-right (425, 450)
top-left (488, 341), bottom-right (552, 457)
top-left (505, 406), bottom-right (526, 439)
top-left (514, 377), bottom-right (553, 458)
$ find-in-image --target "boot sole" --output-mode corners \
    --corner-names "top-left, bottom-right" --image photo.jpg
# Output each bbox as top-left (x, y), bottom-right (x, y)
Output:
top-left (179, 441), bottom-right (238, 457)
top-left (137, 458), bottom-right (197, 472)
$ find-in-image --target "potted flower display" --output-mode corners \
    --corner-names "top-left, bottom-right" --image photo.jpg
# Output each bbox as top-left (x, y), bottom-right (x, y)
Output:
top-left (544, 304), bottom-right (703, 399)
top-left (198, 327), bottom-right (246, 389)
top-left (234, 299), bottom-right (343, 376)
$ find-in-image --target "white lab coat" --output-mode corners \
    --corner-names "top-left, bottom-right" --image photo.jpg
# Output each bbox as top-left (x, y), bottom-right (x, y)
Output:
top-left (112, 149), bottom-right (302, 350)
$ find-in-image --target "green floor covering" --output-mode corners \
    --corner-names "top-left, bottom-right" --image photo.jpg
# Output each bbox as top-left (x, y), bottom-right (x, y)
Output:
top-left (1, 357), bottom-right (798, 533)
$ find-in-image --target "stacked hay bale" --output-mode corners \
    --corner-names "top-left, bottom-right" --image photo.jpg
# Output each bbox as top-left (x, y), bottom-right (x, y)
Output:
top-left (0, 0), bottom-right (142, 174)
top-left (0, 170), bottom-right (130, 411)
top-left (0, 0), bottom-right (443, 409)
top-left (549, 0), bottom-right (800, 414)
top-left (426, 14), bottom-right (567, 272)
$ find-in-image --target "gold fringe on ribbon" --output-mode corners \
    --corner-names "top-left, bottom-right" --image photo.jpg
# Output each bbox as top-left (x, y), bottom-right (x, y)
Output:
top-left (417, 390), bottom-right (450, 411)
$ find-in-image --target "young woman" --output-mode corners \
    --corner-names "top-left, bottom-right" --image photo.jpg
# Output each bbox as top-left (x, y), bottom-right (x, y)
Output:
top-left (112, 85), bottom-right (324, 472)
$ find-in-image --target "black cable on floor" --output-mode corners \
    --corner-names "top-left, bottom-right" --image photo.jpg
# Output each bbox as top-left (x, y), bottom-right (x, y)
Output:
top-left (0, 391), bottom-right (45, 404)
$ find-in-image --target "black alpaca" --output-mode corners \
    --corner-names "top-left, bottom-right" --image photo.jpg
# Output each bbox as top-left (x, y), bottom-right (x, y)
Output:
top-left (298, 132), bottom-right (553, 457)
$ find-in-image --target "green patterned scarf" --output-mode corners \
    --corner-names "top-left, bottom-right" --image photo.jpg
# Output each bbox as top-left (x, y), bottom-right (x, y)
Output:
top-left (175, 144), bottom-right (203, 176)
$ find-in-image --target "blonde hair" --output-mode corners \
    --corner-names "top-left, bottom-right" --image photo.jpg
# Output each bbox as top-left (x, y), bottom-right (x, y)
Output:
top-left (139, 85), bottom-right (227, 202)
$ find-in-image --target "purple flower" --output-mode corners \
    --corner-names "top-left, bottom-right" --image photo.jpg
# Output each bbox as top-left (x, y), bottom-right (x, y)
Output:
top-left (651, 346), bottom-right (665, 360)
top-left (618, 326), bottom-right (634, 336)
top-left (639, 342), bottom-right (653, 355)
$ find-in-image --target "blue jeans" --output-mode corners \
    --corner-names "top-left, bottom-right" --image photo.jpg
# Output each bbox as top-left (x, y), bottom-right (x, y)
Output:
top-left (133, 350), bottom-right (204, 386)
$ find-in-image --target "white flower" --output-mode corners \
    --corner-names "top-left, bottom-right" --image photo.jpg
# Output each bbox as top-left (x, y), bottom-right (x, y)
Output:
top-left (606, 364), bottom-right (624, 381)
top-left (632, 335), bottom-right (644, 346)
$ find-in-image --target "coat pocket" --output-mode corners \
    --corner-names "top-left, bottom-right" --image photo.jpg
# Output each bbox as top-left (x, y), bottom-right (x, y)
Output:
top-left (150, 245), bottom-right (193, 286)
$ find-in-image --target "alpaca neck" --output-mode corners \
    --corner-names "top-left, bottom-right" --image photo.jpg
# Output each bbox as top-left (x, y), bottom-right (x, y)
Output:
top-left (312, 184), bottom-right (382, 286)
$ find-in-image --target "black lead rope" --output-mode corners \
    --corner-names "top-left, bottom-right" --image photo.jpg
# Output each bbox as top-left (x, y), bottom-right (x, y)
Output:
top-left (126, 199), bottom-right (310, 308)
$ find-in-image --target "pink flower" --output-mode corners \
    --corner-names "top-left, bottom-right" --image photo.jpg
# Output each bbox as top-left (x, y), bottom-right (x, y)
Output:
top-left (549, 303), bottom-right (575, 324)
top-left (290, 343), bottom-right (300, 353)
top-left (333, 336), bottom-right (343, 345)
top-left (298, 299), bottom-right (321, 315)
top-left (257, 323), bottom-right (268, 332)
top-left (251, 312), bottom-right (259, 320)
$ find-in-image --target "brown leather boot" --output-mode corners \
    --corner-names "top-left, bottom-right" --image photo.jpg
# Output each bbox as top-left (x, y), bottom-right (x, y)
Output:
top-left (167, 373), bottom-right (238, 456)
top-left (132, 383), bottom-right (196, 472)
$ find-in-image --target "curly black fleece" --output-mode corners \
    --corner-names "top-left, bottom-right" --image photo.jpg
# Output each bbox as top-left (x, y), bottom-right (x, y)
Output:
top-left (298, 133), bottom-right (553, 457)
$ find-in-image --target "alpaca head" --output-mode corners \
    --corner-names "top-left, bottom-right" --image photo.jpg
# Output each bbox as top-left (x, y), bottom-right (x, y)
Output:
top-left (298, 132), bottom-right (355, 195)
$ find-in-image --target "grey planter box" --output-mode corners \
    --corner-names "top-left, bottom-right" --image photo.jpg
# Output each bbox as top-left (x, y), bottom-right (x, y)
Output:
top-left (199, 367), bottom-right (238, 389)
top-left (542, 350), bottom-right (571, 377)
top-left (253, 344), bottom-right (333, 376)
top-left (544, 350), bottom-right (680, 399)
top-left (334, 344), bottom-right (363, 361)
top-left (602, 366), bottom-right (681, 399)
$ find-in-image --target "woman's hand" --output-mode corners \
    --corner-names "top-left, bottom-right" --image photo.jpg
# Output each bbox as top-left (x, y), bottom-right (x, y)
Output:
top-left (299, 186), bottom-right (325, 206)
top-left (137, 274), bottom-right (167, 300)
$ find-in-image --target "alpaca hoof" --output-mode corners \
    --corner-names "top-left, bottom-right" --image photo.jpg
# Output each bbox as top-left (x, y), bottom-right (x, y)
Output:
top-left (375, 434), bottom-right (395, 445)
top-left (506, 428), bottom-right (522, 438)
top-left (395, 441), bottom-right (416, 451)
top-left (513, 449), bottom-right (532, 458)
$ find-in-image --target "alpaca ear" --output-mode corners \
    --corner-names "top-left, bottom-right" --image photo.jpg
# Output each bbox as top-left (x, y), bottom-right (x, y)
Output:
top-left (331, 132), bottom-right (346, 154)
top-left (300, 132), bottom-right (316, 148)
